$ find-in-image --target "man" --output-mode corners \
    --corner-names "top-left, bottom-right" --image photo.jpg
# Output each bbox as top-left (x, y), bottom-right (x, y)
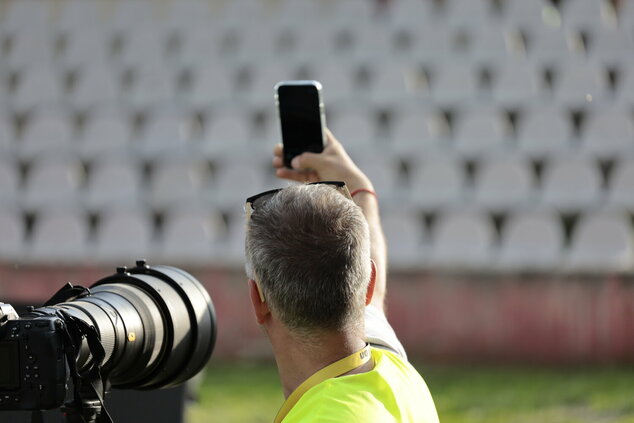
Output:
top-left (245, 130), bottom-right (439, 422)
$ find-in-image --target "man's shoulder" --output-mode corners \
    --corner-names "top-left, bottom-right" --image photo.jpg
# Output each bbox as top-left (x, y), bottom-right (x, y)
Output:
top-left (283, 348), bottom-right (439, 423)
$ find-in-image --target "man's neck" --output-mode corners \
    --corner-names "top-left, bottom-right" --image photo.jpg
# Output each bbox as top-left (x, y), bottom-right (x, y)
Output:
top-left (271, 330), bottom-right (369, 398)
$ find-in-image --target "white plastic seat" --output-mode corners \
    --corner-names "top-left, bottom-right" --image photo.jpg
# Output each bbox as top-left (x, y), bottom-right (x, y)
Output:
top-left (58, 0), bottom-right (106, 33)
top-left (148, 159), bottom-right (210, 209)
top-left (22, 159), bottom-right (84, 210)
top-left (617, 62), bottom-right (634, 105)
top-left (0, 160), bottom-right (20, 207)
top-left (390, 108), bottom-right (450, 153)
top-left (581, 109), bottom-right (634, 159)
top-left (12, 66), bottom-right (64, 112)
top-left (95, 209), bottom-right (155, 263)
top-left (18, 113), bottom-right (74, 159)
top-left (117, 27), bottom-right (167, 71)
top-left (123, 68), bottom-right (177, 109)
top-left (409, 24), bottom-right (453, 61)
top-left (185, 62), bottom-right (236, 108)
top-left (0, 209), bottom-right (25, 260)
top-left (354, 157), bottom-right (401, 201)
top-left (469, 26), bottom-right (522, 62)
top-left (431, 65), bottom-right (478, 106)
top-left (385, 0), bottom-right (433, 28)
top-left (211, 158), bottom-right (275, 209)
top-left (368, 62), bottom-right (428, 105)
top-left (566, 212), bottom-right (634, 272)
top-left (497, 212), bottom-right (563, 271)
top-left (349, 23), bottom-right (394, 60)
top-left (541, 158), bottom-right (602, 211)
top-left (3, 0), bottom-right (51, 35)
top-left (445, 0), bottom-right (493, 27)
top-left (525, 26), bottom-right (578, 63)
top-left (201, 110), bottom-right (254, 156)
top-left (70, 64), bottom-right (120, 110)
top-left (608, 159), bottom-right (634, 209)
top-left (109, 0), bottom-right (158, 35)
top-left (408, 157), bottom-right (465, 210)
top-left (84, 159), bottom-right (142, 210)
top-left (60, 28), bottom-right (111, 69)
top-left (473, 158), bottom-right (534, 211)
top-left (491, 62), bottom-right (542, 107)
top-left (5, 30), bottom-right (54, 69)
top-left (504, 0), bottom-right (550, 27)
top-left (554, 63), bottom-right (610, 107)
top-left (167, 0), bottom-right (217, 33)
top-left (453, 108), bottom-right (512, 156)
top-left (382, 210), bottom-right (426, 269)
top-left (0, 117), bottom-right (12, 156)
top-left (30, 211), bottom-right (89, 263)
top-left (175, 25), bottom-right (225, 69)
top-left (328, 109), bottom-right (376, 153)
top-left (517, 107), bottom-right (573, 157)
top-left (160, 208), bottom-right (226, 263)
top-left (589, 28), bottom-right (634, 64)
top-left (135, 112), bottom-right (192, 159)
top-left (428, 212), bottom-right (494, 269)
top-left (561, 0), bottom-right (615, 28)
top-left (79, 111), bottom-right (131, 159)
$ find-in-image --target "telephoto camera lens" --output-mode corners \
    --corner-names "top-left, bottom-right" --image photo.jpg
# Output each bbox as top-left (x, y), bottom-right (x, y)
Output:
top-left (45, 260), bottom-right (216, 389)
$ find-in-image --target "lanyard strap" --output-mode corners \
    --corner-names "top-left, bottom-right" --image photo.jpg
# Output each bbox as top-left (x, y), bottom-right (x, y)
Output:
top-left (274, 344), bottom-right (372, 423)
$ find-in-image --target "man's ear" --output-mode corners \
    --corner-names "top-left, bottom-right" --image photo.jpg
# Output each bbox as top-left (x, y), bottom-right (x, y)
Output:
top-left (365, 260), bottom-right (377, 306)
top-left (248, 279), bottom-right (270, 325)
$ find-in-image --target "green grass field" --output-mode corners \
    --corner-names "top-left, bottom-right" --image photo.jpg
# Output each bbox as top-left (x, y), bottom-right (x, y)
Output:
top-left (188, 361), bottom-right (634, 423)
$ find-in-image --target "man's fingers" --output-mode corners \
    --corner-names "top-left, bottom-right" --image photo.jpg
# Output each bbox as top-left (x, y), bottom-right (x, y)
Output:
top-left (275, 167), bottom-right (318, 182)
top-left (273, 143), bottom-right (283, 157)
top-left (272, 155), bottom-right (284, 169)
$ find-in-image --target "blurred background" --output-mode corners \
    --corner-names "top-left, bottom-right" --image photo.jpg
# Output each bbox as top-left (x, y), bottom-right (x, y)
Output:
top-left (0, 0), bottom-right (633, 422)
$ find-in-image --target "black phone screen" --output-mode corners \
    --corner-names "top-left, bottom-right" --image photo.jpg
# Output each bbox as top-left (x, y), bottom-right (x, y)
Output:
top-left (278, 84), bottom-right (324, 168)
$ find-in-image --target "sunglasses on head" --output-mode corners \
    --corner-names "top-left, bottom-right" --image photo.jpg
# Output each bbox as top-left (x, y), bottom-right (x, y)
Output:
top-left (245, 181), bottom-right (351, 220)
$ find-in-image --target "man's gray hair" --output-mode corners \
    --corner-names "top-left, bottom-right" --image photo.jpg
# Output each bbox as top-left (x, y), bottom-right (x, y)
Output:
top-left (245, 184), bottom-right (371, 337)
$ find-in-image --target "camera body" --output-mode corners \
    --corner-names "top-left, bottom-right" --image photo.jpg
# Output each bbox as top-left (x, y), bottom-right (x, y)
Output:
top-left (0, 309), bottom-right (68, 410)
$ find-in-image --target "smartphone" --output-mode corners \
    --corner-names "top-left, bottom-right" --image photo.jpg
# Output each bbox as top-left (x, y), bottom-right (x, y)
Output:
top-left (274, 80), bottom-right (326, 168)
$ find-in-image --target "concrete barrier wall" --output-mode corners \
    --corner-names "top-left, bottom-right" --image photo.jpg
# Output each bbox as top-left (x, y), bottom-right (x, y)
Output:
top-left (1, 264), bottom-right (633, 363)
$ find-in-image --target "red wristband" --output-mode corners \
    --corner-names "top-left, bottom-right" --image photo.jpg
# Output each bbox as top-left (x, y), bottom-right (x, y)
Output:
top-left (350, 188), bottom-right (378, 199)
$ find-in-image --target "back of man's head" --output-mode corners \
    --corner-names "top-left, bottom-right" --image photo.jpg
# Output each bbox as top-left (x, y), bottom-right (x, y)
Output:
top-left (245, 184), bottom-right (371, 338)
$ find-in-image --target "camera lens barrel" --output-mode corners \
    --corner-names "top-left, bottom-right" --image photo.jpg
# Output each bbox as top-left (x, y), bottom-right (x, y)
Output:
top-left (51, 262), bottom-right (216, 390)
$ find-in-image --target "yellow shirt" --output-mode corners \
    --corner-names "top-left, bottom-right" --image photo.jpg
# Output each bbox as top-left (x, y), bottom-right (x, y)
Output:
top-left (282, 347), bottom-right (439, 423)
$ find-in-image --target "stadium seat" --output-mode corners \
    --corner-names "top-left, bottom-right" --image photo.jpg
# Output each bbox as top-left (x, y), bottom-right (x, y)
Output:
top-left (245, 60), bottom-right (301, 108)
top-left (354, 157), bottom-right (401, 202)
top-left (116, 27), bottom-right (167, 71)
top-left (504, 0), bottom-right (550, 27)
top-left (200, 109), bottom-right (256, 157)
top-left (174, 25), bottom-right (224, 69)
top-left (566, 211), bottom-right (634, 272)
top-left (57, 0), bottom-right (106, 33)
top-left (0, 209), bottom-right (25, 261)
top-left (517, 107), bottom-right (573, 157)
top-left (0, 115), bottom-right (14, 156)
top-left (70, 64), bottom-right (120, 110)
top-left (496, 211), bottom-right (563, 271)
top-left (607, 159), bottom-right (634, 209)
top-left (5, 28), bottom-right (53, 70)
top-left (367, 62), bottom-right (428, 106)
top-left (389, 108), bottom-right (450, 153)
top-left (135, 111), bottom-right (193, 159)
top-left (588, 27), bottom-right (634, 65)
top-left (94, 209), bottom-right (156, 263)
top-left (384, 0), bottom-right (433, 28)
top-left (148, 158), bottom-right (211, 209)
top-left (430, 64), bottom-right (479, 106)
top-left (554, 63), bottom-right (610, 107)
top-left (60, 28), bottom-right (111, 70)
top-left (123, 67), bottom-right (177, 110)
top-left (444, 0), bottom-right (494, 27)
top-left (84, 158), bottom-right (142, 211)
top-left (18, 112), bottom-right (74, 159)
top-left (211, 158), bottom-right (276, 209)
top-left (109, 0), bottom-right (160, 35)
top-left (617, 62), bottom-right (634, 105)
top-left (453, 108), bottom-right (513, 156)
top-left (30, 211), bottom-right (90, 263)
top-left (382, 210), bottom-right (427, 269)
top-left (0, 160), bottom-right (20, 207)
top-left (473, 158), bottom-right (535, 211)
top-left (407, 156), bottom-right (465, 210)
top-left (12, 66), bottom-right (64, 112)
top-left (581, 109), bottom-right (634, 159)
top-left (185, 61), bottom-right (237, 108)
top-left (524, 26), bottom-right (578, 63)
top-left (561, 0), bottom-right (616, 29)
top-left (22, 158), bottom-right (84, 211)
top-left (3, 0), bottom-right (51, 36)
top-left (428, 211), bottom-right (494, 269)
top-left (468, 26), bottom-right (523, 63)
top-left (328, 109), bottom-right (377, 154)
top-left (491, 61), bottom-right (543, 107)
top-left (350, 22), bottom-right (395, 60)
top-left (408, 23), bottom-right (454, 61)
top-left (79, 110), bottom-right (131, 159)
top-left (304, 61), bottom-right (358, 105)
top-left (540, 157), bottom-right (602, 211)
top-left (159, 208), bottom-right (226, 264)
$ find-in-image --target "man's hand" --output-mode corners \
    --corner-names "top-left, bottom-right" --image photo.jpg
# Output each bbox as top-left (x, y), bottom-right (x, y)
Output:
top-left (272, 129), bottom-right (373, 193)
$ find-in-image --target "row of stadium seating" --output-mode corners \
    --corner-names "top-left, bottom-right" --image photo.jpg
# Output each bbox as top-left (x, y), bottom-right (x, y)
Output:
top-left (0, 207), bottom-right (631, 272)
top-left (1, 155), bottom-right (633, 212)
